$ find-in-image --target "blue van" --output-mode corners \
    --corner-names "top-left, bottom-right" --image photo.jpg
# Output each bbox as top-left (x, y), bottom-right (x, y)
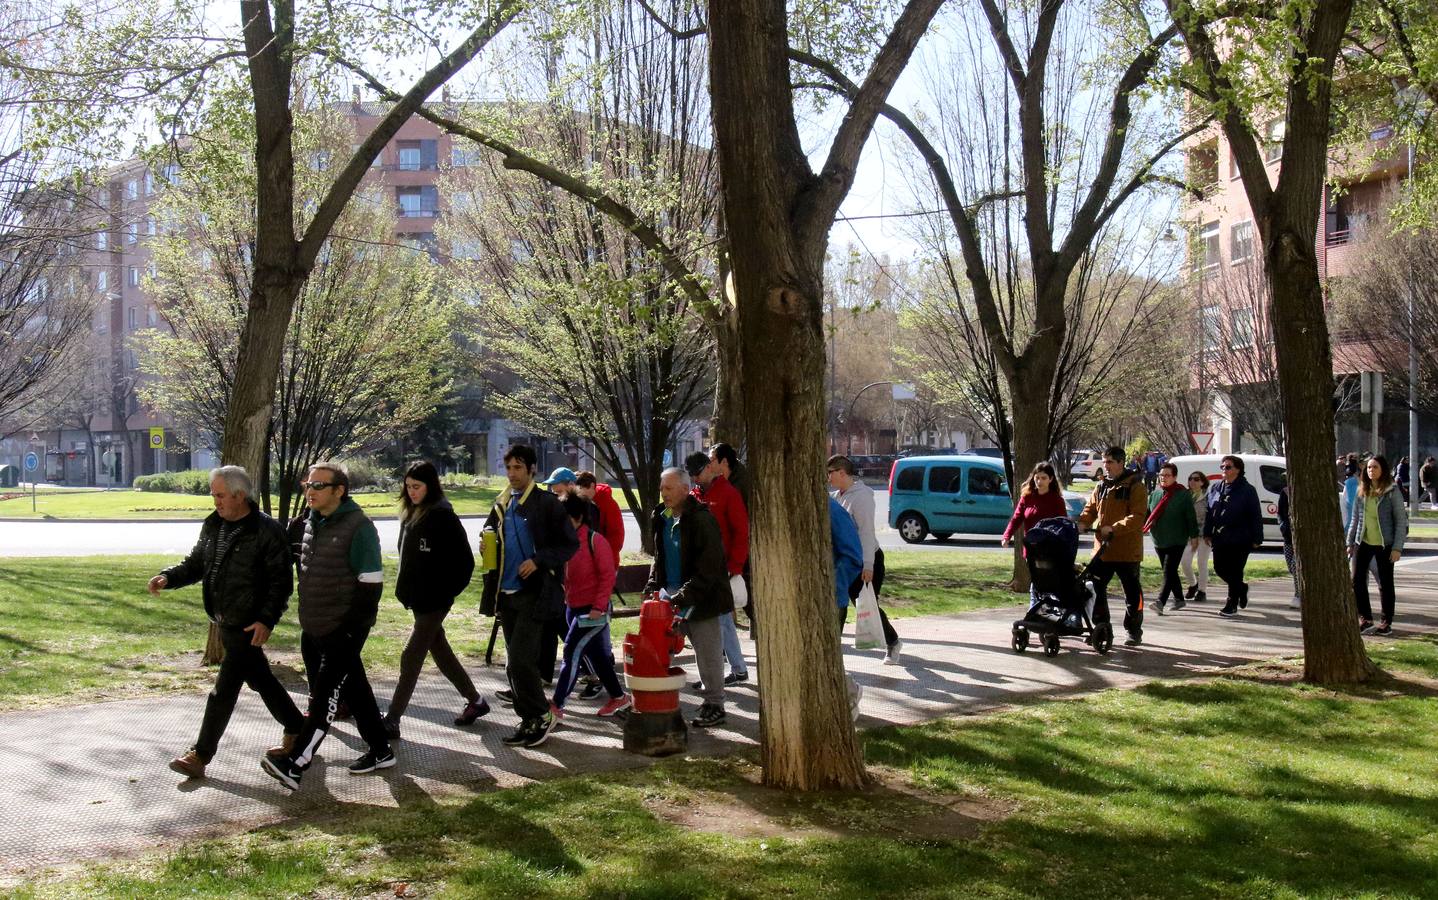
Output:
top-left (887, 455), bottom-right (1083, 543)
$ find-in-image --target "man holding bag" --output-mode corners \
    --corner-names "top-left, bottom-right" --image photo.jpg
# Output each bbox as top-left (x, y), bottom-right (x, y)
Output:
top-left (828, 455), bottom-right (903, 664)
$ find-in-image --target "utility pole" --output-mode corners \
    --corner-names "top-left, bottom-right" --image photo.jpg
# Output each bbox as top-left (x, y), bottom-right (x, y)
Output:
top-left (1408, 139), bottom-right (1420, 513)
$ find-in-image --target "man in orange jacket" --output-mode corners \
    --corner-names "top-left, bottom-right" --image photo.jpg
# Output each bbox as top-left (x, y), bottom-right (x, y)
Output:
top-left (1078, 445), bottom-right (1149, 647)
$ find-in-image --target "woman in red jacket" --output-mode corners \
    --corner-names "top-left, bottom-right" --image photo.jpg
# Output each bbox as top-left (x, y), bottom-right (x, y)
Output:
top-left (551, 495), bottom-right (630, 718)
top-left (1000, 462), bottom-right (1069, 551)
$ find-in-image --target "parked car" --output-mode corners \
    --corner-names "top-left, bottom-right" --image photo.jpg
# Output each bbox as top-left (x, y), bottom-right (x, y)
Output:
top-left (1167, 453), bottom-right (1288, 545)
top-left (965, 447), bottom-right (1005, 459)
top-left (855, 454), bottom-right (894, 478)
top-left (897, 445), bottom-right (959, 458)
top-left (1069, 450), bottom-right (1104, 481)
top-left (887, 455), bottom-right (1084, 543)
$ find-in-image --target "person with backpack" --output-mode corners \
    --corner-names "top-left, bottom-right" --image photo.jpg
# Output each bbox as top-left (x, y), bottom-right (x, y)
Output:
top-left (550, 495), bottom-right (630, 718)
top-left (381, 461), bottom-right (486, 741)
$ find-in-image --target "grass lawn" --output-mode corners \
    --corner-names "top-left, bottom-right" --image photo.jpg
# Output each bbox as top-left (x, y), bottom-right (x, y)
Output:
top-left (0, 484), bottom-right (509, 520)
top-left (0, 552), bottom-right (1293, 710)
top-left (17, 638), bottom-right (1438, 898)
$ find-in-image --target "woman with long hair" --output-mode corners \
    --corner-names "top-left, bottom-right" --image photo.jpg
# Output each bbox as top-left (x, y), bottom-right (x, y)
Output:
top-left (382, 461), bottom-right (487, 739)
top-left (1204, 455), bottom-right (1263, 619)
top-left (1346, 454), bottom-right (1409, 635)
top-left (1000, 462), bottom-right (1069, 551)
top-left (1181, 470), bottom-right (1211, 603)
top-left (1145, 462), bottom-right (1199, 614)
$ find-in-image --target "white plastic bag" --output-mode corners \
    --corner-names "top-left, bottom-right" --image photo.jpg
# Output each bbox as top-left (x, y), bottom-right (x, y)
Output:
top-left (853, 584), bottom-right (883, 651)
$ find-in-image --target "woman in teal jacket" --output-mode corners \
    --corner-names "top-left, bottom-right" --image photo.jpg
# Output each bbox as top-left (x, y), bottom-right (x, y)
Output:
top-left (1346, 454), bottom-right (1408, 635)
top-left (1145, 462), bottom-right (1199, 614)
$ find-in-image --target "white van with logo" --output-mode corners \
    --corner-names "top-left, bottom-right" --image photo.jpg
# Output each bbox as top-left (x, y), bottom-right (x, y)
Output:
top-left (1167, 454), bottom-right (1287, 545)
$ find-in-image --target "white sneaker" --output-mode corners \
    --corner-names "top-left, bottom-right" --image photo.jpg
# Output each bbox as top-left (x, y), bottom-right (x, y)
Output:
top-left (1290, 595), bottom-right (1302, 609)
top-left (849, 681), bottom-right (863, 722)
top-left (883, 639), bottom-right (903, 666)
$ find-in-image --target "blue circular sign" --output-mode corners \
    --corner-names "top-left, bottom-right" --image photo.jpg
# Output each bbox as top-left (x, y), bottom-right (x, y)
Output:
top-left (23, 452), bottom-right (39, 472)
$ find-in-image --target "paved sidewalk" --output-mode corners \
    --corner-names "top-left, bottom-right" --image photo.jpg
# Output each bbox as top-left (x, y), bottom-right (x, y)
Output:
top-left (3, 570), bottom-right (1436, 881)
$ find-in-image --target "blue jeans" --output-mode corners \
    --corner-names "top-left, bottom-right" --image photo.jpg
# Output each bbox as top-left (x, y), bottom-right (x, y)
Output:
top-left (719, 612), bottom-right (747, 675)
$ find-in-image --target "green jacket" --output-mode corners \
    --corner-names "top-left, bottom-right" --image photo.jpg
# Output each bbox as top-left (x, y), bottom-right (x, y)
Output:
top-left (1148, 486), bottom-right (1199, 549)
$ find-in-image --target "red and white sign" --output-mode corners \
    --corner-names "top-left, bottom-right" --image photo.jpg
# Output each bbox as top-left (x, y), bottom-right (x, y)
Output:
top-left (1189, 431), bottom-right (1215, 453)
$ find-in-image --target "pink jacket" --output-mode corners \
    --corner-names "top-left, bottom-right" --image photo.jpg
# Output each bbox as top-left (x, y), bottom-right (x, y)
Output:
top-left (565, 525), bottom-right (617, 611)
top-left (1001, 489), bottom-right (1069, 547)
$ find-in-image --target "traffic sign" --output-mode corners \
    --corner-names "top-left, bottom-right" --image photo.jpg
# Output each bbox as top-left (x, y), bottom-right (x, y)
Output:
top-left (23, 452), bottom-right (38, 472)
top-left (1188, 431), bottom-right (1215, 453)
top-left (149, 427), bottom-right (165, 450)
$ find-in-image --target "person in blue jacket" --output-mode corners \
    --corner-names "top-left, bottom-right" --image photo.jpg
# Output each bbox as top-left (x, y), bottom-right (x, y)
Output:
top-left (829, 495), bottom-right (864, 721)
top-left (1204, 455), bottom-right (1264, 619)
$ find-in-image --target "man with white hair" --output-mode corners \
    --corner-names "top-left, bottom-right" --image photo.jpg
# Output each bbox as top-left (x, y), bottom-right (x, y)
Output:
top-left (645, 466), bottom-right (734, 728)
top-left (149, 466), bottom-right (304, 779)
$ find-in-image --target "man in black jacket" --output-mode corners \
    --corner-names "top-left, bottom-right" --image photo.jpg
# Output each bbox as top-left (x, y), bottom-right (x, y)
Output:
top-left (149, 466), bottom-right (304, 779)
top-left (646, 467), bottom-right (734, 728)
top-left (480, 445), bottom-right (579, 748)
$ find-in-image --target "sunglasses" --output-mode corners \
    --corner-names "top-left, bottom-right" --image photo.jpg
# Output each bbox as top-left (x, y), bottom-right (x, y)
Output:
top-left (1219, 465), bottom-right (1235, 471)
top-left (302, 481), bottom-right (339, 491)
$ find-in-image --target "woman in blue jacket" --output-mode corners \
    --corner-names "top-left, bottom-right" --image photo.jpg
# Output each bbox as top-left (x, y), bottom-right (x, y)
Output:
top-left (1346, 454), bottom-right (1408, 635)
top-left (1204, 455), bottom-right (1263, 619)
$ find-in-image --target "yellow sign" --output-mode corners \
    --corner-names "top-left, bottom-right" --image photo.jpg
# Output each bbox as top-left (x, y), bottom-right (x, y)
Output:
top-left (149, 427), bottom-right (165, 450)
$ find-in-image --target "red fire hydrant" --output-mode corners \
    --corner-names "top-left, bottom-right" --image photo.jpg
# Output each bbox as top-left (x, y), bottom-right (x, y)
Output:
top-left (621, 595), bottom-right (689, 756)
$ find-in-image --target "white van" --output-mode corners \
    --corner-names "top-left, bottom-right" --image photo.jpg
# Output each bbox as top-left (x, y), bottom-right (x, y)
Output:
top-left (1167, 454), bottom-right (1287, 545)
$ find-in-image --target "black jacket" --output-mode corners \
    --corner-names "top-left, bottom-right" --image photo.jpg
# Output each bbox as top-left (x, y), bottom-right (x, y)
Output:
top-left (644, 495), bottom-right (734, 622)
top-left (479, 482), bottom-right (579, 616)
top-left (160, 501), bottom-right (293, 629)
top-left (1205, 475), bottom-right (1264, 548)
top-left (396, 499), bottom-right (474, 612)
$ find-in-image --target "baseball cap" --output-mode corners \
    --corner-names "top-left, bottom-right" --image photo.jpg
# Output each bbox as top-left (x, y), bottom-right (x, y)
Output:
top-left (542, 466), bottom-right (577, 485)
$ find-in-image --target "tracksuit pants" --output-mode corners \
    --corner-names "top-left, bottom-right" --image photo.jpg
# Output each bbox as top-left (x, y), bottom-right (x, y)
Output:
top-left (288, 626), bottom-right (390, 770)
top-left (552, 605), bottom-right (624, 708)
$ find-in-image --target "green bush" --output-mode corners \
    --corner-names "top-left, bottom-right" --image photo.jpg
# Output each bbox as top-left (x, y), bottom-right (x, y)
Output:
top-left (133, 469), bottom-right (212, 494)
top-left (337, 457), bottom-right (396, 492)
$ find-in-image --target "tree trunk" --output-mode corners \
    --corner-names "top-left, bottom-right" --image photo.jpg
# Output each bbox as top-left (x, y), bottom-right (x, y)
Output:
top-left (1269, 232), bottom-right (1376, 684)
top-left (202, 622), bottom-right (224, 666)
top-left (1005, 356), bottom-right (1058, 589)
top-left (711, 311), bottom-right (746, 449)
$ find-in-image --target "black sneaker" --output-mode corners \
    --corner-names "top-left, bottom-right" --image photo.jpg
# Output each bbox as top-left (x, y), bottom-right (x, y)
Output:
top-left (495, 689), bottom-right (515, 706)
top-left (1124, 634), bottom-right (1142, 646)
top-left (1218, 606), bottom-right (1238, 618)
top-left (1172, 597), bottom-right (1187, 611)
top-left (723, 671), bottom-right (749, 685)
top-left (1238, 589), bottom-right (1248, 610)
top-left (1374, 620), bottom-right (1393, 636)
top-left (260, 755), bottom-right (303, 791)
top-left (348, 749), bottom-right (396, 774)
top-left (454, 697), bottom-right (491, 725)
top-left (502, 720), bottom-right (536, 746)
top-left (382, 720), bottom-right (401, 741)
top-left (1154, 601), bottom-right (1166, 616)
top-left (1185, 584), bottom-right (1198, 599)
top-left (1358, 619), bottom-right (1374, 634)
top-left (522, 712), bottom-right (559, 748)
top-left (1194, 590), bottom-right (1207, 603)
top-left (578, 681), bottom-right (604, 701)
top-left (690, 704), bottom-right (726, 728)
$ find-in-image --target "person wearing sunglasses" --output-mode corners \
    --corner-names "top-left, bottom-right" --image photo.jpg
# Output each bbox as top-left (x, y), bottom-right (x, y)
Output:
top-left (262, 462), bottom-right (393, 790)
top-left (1203, 455), bottom-right (1263, 619)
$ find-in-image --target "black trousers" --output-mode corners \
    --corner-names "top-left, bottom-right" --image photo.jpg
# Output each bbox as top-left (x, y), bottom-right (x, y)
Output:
top-left (193, 625), bottom-right (304, 762)
top-left (385, 606), bottom-right (479, 725)
top-left (1212, 544), bottom-right (1252, 609)
top-left (1352, 542), bottom-right (1396, 623)
top-left (1154, 545), bottom-right (1185, 605)
top-left (1088, 560), bottom-right (1144, 639)
top-left (288, 625), bottom-right (390, 770)
top-left (498, 588), bottom-right (549, 722)
top-left (844, 547), bottom-right (898, 647)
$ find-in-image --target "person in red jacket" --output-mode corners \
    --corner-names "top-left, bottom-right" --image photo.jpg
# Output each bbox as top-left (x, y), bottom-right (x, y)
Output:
top-left (686, 451), bottom-right (750, 685)
top-left (1000, 462), bottom-right (1070, 551)
top-left (574, 470), bottom-right (624, 567)
top-left (551, 495), bottom-right (630, 718)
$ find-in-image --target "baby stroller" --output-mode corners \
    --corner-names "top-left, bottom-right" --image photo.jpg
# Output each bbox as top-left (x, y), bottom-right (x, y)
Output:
top-left (1010, 517), bottom-right (1114, 657)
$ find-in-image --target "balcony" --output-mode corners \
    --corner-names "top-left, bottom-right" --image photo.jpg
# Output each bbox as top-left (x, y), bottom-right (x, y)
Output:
top-left (1327, 229), bottom-right (1352, 246)
top-left (384, 162), bottom-right (438, 172)
top-left (398, 207), bottom-right (440, 219)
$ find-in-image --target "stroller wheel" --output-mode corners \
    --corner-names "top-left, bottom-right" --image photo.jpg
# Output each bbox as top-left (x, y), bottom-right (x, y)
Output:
top-left (1011, 626), bottom-right (1030, 653)
top-left (1042, 634), bottom-right (1061, 657)
top-left (1092, 623), bottom-right (1113, 655)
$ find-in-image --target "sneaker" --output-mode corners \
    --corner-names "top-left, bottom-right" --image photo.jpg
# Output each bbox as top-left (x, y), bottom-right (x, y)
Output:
top-left (849, 682), bottom-right (864, 722)
top-left (1361, 620), bottom-right (1381, 635)
top-left (1219, 606), bottom-right (1238, 618)
top-left (454, 697), bottom-right (491, 726)
top-left (1194, 590), bottom-right (1207, 603)
top-left (723, 670), bottom-right (749, 685)
top-left (382, 720), bottom-right (401, 741)
top-left (1154, 601), bottom-right (1166, 616)
top-left (689, 679), bottom-right (705, 690)
top-left (578, 681), bottom-right (604, 701)
top-left (1172, 597), bottom-right (1187, 611)
top-left (495, 689), bottom-right (515, 706)
top-left (348, 749), bottom-right (397, 774)
top-left (265, 733), bottom-right (297, 761)
top-left (260, 755), bottom-right (303, 791)
top-left (523, 711), bottom-right (559, 748)
top-left (1238, 590), bottom-right (1248, 610)
top-left (502, 721), bottom-right (536, 746)
top-left (690, 703), bottom-right (726, 728)
top-left (168, 750), bottom-right (206, 779)
top-left (1290, 595), bottom-right (1302, 609)
top-left (1124, 634), bottom-right (1142, 646)
top-left (884, 639), bottom-right (904, 666)
top-left (597, 694), bottom-right (632, 717)
top-left (1358, 619), bottom-right (1374, 634)
top-left (1374, 620), bottom-right (1393, 636)
top-left (1185, 584), bottom-right (1198, 599)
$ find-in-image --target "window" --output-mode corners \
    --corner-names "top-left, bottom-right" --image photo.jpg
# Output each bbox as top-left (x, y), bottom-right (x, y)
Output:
top-left (147, 306), bottom-right (157, 326)
top-left (397, 143), bottom-right (422, 171)
top-left (969, 468), bottom-right (1007, 496)
top-left (1259, 465), bottom-right (1287, 495)
top-left (146, 261), bottom-right (156, 278)
top-left (396, 185), bottom-right (439, 217)
top-left (450, 238), bottom-right (482, 260)
top-left (146, 216), bottom-right (156, 237)
top-left (95, 310), bottom-right (107, 335)
top-left (927, 465), bottom-right (963, 494)
top-left (127, 306), bottom-right (137, 330)
top-left (1230, 221), bottom-right (1253, 264)
top-left (1230, 307), bottom-right (1255, 349)
top-left (1201, 304), bottom-right (1221, 352)
top-left (1263, 119), bottom-right (1285, 163)
top-left (162, 163), bottom-right (180, 185)
top-left (895, 465), bottom-right (923, 492)
top-left (128, 266), bottom-right (139, 287)
top-left (144, 171), bottom-right (154, 195)
top-left (450, 190), bottom-right (477, 213)
top-left (1198, 221), bottom-right (1220, 272)
top-left (451, 144), bottom-right (481, 167)
top-left (1228, 146), bottom-right (1240, 180)
top-left (309, 150), bottom-right (330, 171)
top-left (96, 231), bottom-right (107, 251)
top-left (97, 270), bottom-right (108, 292)
top-left (125, 179), bottom-right (138, 200)
top-left (126, 222), bottom-right (138, 245)
top-left (1187, 139), bottom-right (1218, 187)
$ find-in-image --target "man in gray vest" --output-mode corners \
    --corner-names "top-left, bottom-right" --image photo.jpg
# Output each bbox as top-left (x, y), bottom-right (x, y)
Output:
top-left (261, 462), bottom-right (392, 790)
